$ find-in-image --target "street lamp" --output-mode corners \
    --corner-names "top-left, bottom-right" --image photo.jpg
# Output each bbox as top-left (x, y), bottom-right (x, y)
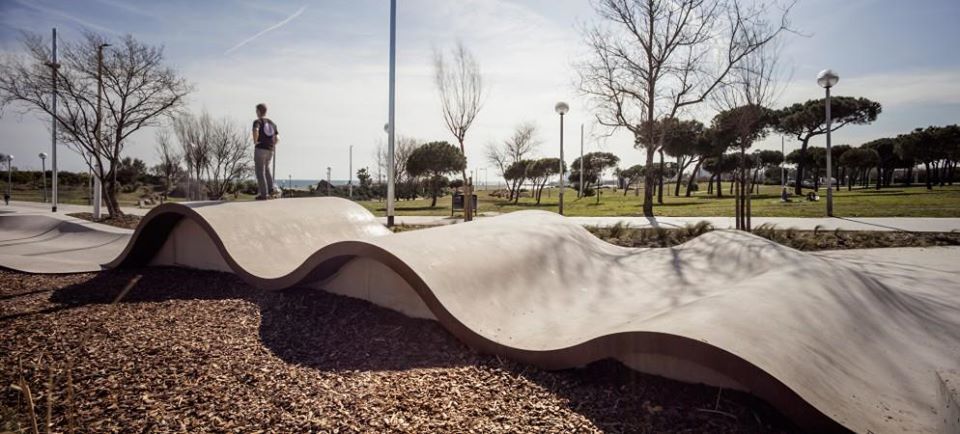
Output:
top-left (39, 152), bottom-right (48, 203)
top-left (348, 145), bottom-right (353, 199)
top-left (817, 68), bottom-right (839, 217)
top-left (45, 27), bottom-right (61, 212)
top-left (554, 101), bottom-right (569, 215)
top-left (385, 0), bottom-right (397, 227)
top-left (326, 166), bottom-right (332, 196)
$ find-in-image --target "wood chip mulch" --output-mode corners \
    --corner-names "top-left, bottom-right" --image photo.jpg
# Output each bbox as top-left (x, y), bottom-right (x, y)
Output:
top-left (66, 213), bottom-right (142, 230)
top-left (0, 268), bottom-right (801, 433)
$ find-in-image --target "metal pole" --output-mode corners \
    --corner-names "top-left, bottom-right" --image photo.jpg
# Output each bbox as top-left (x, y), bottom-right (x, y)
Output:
top-left (386, 0), bottom-right (397, 226)
top-left (326, 166), bottom-right (331, 196)
top-left (559, 113), bottom-right (565, 215)
top-left (41, 158), bottom-right (47, 202)
top-left (348, 147), bottom-right (355, 197)
top-left (51, 28), bottom-right (59, 212)
top-left (7, 158), bottom-right (12, 199)
top-left (825, 86), bottom-right (833, 216)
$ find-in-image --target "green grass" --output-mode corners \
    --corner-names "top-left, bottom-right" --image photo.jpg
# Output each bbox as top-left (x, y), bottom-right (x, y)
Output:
top-left (357, 184), bottom-right (960, 218)
top-left (6, 182), bottom-right (959, 217)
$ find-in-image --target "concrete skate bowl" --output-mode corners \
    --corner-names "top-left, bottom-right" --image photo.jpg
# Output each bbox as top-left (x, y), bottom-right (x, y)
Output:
top-left (0, 213), bottom-right (131, 273)
top-left (3, 197), bottom-right (959, 433)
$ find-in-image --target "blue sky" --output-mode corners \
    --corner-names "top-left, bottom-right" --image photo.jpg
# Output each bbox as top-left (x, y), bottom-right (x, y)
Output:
top-left (1, 0), bottom-right (959, 180)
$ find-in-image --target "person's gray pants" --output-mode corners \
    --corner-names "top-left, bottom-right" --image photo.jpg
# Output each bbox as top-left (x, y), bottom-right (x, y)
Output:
top-left (254, 148), bottom-right (274, 198)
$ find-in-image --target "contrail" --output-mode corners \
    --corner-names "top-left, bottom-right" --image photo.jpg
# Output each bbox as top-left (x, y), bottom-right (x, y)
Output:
top-left (225, 5), bottom-right (307, 55)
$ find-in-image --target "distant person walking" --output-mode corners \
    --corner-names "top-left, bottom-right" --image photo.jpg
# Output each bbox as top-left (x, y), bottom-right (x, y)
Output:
top-left (252, 103), bottom-right (279, 200)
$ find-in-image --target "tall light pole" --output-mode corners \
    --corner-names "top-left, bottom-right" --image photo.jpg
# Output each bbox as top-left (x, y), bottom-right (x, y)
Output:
top-left (348, 145), bottom-right (353, 199)
top-left (93, 42), bottom-right (110, 220)
top-left (554, 102), bottom-right (569, 215)
top-left (385, 0), bottom-right (397, 227)
top-left (817, 69), bottom-right (839, 217)
top-left (39, 152), bottom-right (48, 202)
top-left (46, 28), bottom-right (60, 212)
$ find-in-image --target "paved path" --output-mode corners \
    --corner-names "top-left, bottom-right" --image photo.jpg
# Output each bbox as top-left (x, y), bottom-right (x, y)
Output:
top-left (3, 200), bottom-right (151, 216)
top-left (381, 214), bottom-right (960, 232)
top-left (6, 201), bottom-right (958, 232)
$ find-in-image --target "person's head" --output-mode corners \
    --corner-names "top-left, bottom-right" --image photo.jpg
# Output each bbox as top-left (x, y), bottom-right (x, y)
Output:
top-left (255, 103), bottom-right (267, 118)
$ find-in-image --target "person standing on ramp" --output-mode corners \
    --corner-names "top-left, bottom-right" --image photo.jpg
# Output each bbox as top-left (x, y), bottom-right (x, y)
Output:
top-left (252, 103), bottom-right (279, 200)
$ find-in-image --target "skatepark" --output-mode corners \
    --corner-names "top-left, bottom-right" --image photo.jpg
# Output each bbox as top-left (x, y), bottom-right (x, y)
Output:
top-left (2, 197), bottom-right (958, 433)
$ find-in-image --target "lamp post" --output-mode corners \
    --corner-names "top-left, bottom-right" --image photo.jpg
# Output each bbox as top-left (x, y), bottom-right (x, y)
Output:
top-left (46, 28), bottom-right (60, 212)
top-left (348, 145), bottom-right (353, 199)
top-left (39, 152), bottom-right (48, 202)
top-left (385, 0), bottom-right (397, 227)
top-left (554, 102), bottom-right (569, 215)
top-left (93, 42), bottom-right (111, 220)
top-left (817, 69), bottom-right (839, 217)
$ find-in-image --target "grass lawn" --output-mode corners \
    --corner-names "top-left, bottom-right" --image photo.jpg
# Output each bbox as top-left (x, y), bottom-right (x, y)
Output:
top-left (7, 182), bottom-right (959, 217)
top-left (358, 184), bottom-right (960, 218)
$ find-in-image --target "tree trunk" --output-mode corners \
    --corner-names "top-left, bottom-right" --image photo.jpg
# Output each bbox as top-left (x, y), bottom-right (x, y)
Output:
top-left (105, 175), bottom-right (122, 218)
top-left (716, 170), bottom-right (723, 198)
top-left (657, 150), bottom-right (665, 204)
top-left (795, 138), bottom-right (809, 195)
top-left (686, 159), bottom-right (702, 197)
top-left (642, 149), bottom-right (656, 216)
top-left (674, 156), bottom-right (685, 197)
top-left (875, 164), bottom-right (882, 190)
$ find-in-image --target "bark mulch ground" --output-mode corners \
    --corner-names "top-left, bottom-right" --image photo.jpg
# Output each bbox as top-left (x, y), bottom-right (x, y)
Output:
top-left (0, 268), bottom-right (800, 433)
top-left (588, 221), bottom-right (960, 250)
top-left (66, 212), bottom-right (142, 230)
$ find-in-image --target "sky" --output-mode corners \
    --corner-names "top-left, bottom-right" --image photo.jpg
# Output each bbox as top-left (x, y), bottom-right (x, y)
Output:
top-left (1, 0), bottom-right (959, 181)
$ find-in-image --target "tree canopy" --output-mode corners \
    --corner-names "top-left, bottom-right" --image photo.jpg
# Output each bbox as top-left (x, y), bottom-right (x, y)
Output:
top-left (774, 96), bottom-right (881, 194)
top-left (406, 141), bottom-right (467, 206)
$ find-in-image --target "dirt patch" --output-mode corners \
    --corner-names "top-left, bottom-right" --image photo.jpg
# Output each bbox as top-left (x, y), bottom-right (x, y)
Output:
top-left (1, 268), bottom-right (798, 433)
top-left (587, 222), bottom-right (960, 251)
top-left (67, 212), bottom-right (142, 230)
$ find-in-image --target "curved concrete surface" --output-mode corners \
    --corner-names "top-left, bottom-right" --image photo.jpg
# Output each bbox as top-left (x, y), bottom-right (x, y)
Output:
top-left (2, 197), bottom-right (959, 433)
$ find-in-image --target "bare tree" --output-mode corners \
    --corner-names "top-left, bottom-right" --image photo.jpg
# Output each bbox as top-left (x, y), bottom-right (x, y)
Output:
top-left (203, 118), bottom-right (250, 200)
top-left (377, 135), bottom-right (420, 189)
top-left (0, 31), bottom-right (191, 217)
top-left (578, 0), bottom-right (792, 216)
top-left (173, 112), bottom-right (212, 200)
top-left (712, 39), bottom-right (783, 230)
top-left (170, 112), bottom-right (250, 200)
top-left (485, 122), bottom-right (541, 200)
top-left (434, 41), bottom-right (485, 182)
top-left (152, 129), bottom-right (182, 194)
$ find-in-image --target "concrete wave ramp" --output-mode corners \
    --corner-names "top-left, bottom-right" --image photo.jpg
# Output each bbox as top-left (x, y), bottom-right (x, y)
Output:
top-left (2, 198), bottom-right (959, 433)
